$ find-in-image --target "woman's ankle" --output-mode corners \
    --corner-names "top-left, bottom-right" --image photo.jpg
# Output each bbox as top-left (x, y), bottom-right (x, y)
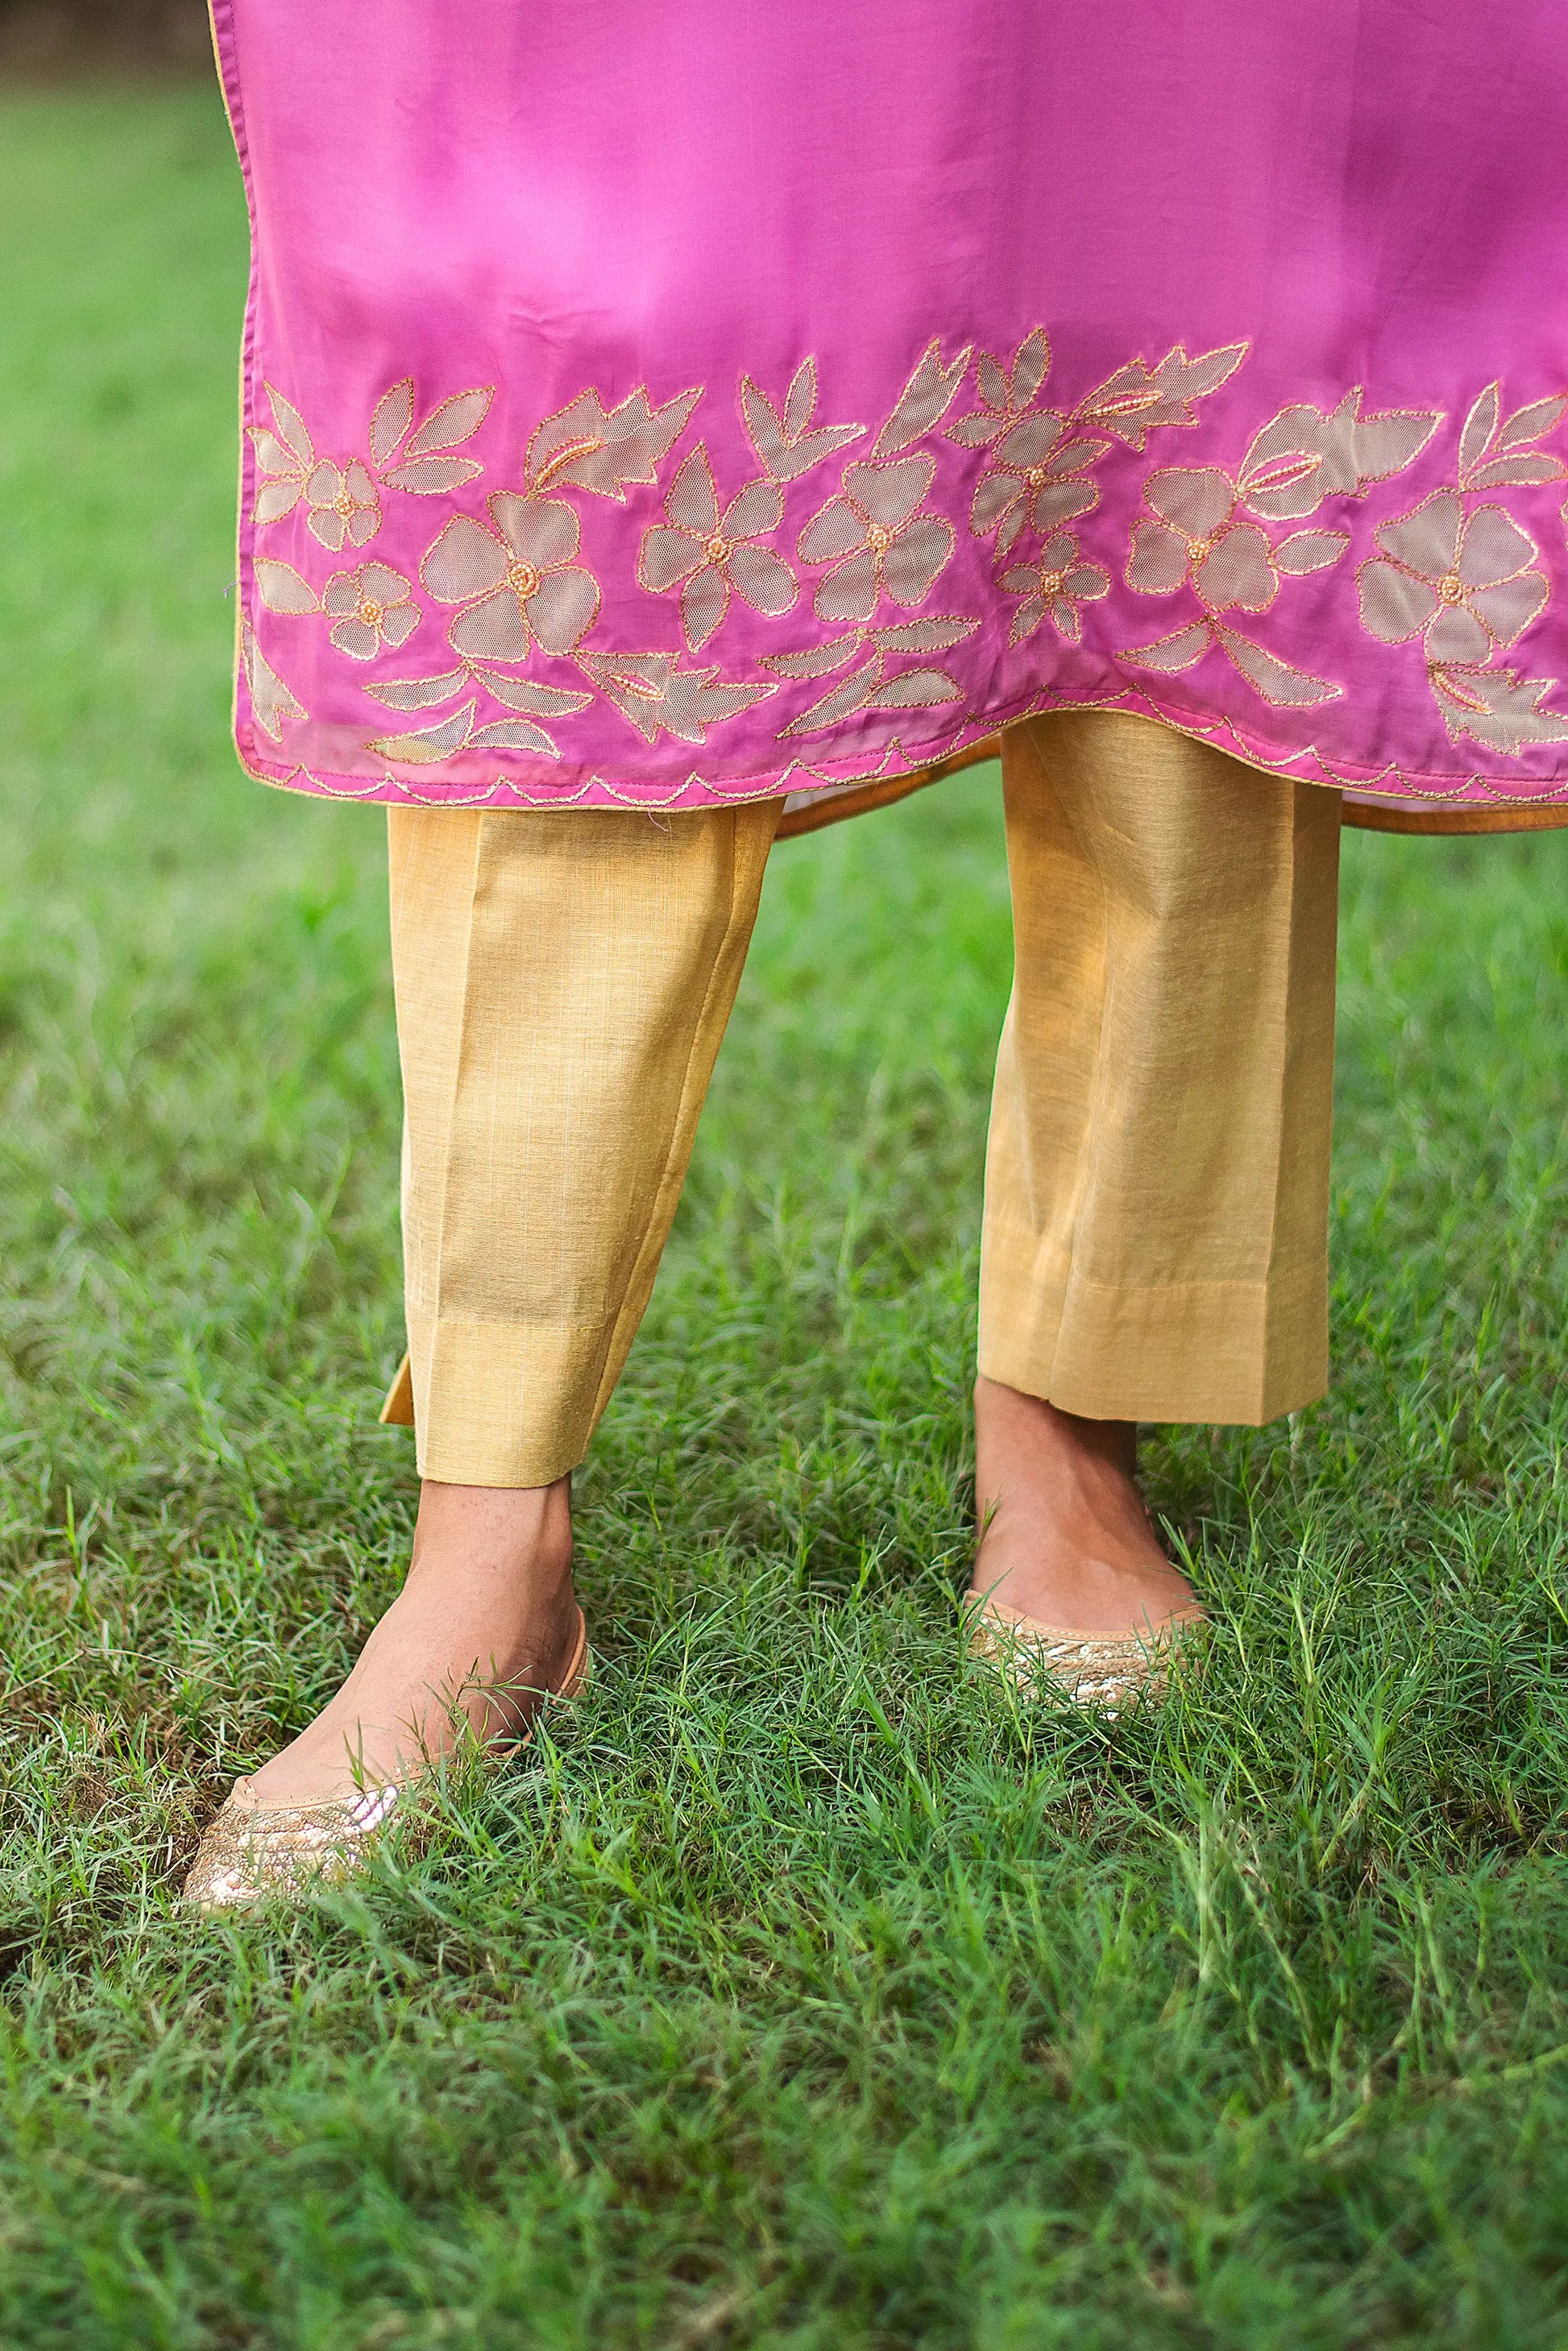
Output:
top-left (237, 1474), bottom-right (579, 1806)
top-left (969, 1375), bottom-right (1201, 1634)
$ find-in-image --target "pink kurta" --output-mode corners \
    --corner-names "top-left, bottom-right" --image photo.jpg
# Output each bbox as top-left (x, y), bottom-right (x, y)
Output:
top-left (212, 2), bottom-right (1568, 822)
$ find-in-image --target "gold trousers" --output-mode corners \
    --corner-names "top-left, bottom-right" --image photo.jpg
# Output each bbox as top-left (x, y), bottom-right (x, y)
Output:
top-left (384, 713), bottom-right (1341, 1487)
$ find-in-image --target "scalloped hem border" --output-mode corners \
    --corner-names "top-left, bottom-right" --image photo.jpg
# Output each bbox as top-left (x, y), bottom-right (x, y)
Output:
top-left (235, 675), bottom-right (1568, 835)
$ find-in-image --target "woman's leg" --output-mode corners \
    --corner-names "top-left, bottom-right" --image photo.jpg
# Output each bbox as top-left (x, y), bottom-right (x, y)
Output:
top-left (244, 797), bottom-right (780, 1804)
top-left (972, 711), bottom-right (1341, 1632)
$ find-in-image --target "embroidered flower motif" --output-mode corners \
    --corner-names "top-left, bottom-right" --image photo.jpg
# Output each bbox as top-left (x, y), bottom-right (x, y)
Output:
top-left (1122, 447), bottom-right (1353, 710)
top-left (320, 563), bottom-right (420, 661)
top-left (421, 494), bottom-right (600, 660)
top-left (304, 460), bottom-right (381, 554)
top-left (971, 416), bottom-right (1106, 558)
top-left (798, 458), bottom-right (954, 623)
top-left (638, 447), bottom-right (797, 649)
top-left (1357, 491), bottom-right (1549, 663)
top-left (248, 380), bottom-right (494, 543)
top-left (1126, 468), bottom-right (1282, 612)
top-left (1000, 534), bottom-right (1110, 644)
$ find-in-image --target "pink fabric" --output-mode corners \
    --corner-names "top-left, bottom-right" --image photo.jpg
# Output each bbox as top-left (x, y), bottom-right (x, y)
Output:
top-left (213, 1), bottom-right (1568, 817)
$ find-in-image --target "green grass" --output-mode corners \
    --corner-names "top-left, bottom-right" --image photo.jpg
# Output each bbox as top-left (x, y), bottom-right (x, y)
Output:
top-left (2, 87), bottom-right (1568, 2351)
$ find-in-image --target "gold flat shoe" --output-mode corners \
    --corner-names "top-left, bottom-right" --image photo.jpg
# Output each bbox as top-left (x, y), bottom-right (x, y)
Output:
top-left (967, 1596), bottom-right (1195, 1715)
top-left (180, 1606), bottom-right (591, 1913)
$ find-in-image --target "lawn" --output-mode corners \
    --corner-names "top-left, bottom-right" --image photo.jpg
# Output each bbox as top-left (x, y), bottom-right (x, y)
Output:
top-left (2, 88), bottom-right (1568, 2351)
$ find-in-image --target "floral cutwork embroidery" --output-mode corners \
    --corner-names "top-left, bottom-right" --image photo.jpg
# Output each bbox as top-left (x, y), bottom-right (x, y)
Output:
top-left (792, 341), bottom-right (973, 628)
top-left (252, 554), bottom-right (425, 665)
top-left (321, 564), bottom-right (419, 661)
top-left (799, 456), bottom-right (954, 621)
top-left (250, 380), bottom-right (493, 546)
top-left (1122, 386), bottom-right (1441, 707)
top-left (423, 496), bottom-right (600, 660)
top-left (524, 384), bottom-right (701, 500)
top-left (369, 380), bottom-right (767, 757)
top-left (639, 446), bottom-right (797, 650)
top-left (1001, 533), bottom-right (1110, 645)
top-left (1357, 385), bottom-right (1568, 754)
top-left (765, 617), bottom-right (979, 736)
top-left (576, 651), bottom-right (774, 747)
top-left (1230, 388), bottom-right (1441, 520)
top-left (948, 335), bottom-right (1247, 583)
top-left (240, 623), bottom-right (303, 741)
top-left (739, 358), bottom-right (864, 483)
top-left (1075, 344), bottom-right (1252, 450)
top-left (242, 341), bottom-right (1568, 783)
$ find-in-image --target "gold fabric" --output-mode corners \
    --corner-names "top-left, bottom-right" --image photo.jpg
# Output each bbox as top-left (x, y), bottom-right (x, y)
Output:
top-left (387, 798), bottom-right (780, 1486)
top-left (384, 713), bottom-right (1340, 1486)
top-left (978, 713), bottom-right (1340, 1424)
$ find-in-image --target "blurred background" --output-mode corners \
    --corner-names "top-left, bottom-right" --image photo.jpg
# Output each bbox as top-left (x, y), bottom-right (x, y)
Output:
top-left (0, 0), bottom-right (209, 76)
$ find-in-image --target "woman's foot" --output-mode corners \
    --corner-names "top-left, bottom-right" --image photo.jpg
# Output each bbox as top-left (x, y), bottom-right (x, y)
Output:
top-left (968, 1375), bottom-right (1203, 1637)
top-left (237, 1477), bottom-right (579, 1809)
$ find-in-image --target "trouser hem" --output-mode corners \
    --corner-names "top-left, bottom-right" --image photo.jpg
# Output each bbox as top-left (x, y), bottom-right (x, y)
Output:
top-left (977, 1234), bottom-right (1328, 1425)
top-left (407, 1312), bottom-right (610, 1487)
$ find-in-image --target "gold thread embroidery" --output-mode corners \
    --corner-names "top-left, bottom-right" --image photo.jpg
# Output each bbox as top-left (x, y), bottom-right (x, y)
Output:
top-left (1356, 386), bottom-right (1568, 754)
top-left (238, 342), bottom-right (1568, 781)
top-left (638, 445), bottom-right (797, 651)
top-left (1118, 383), bottom-right (1442, 709)
top-left (248, 379), bottom-right (493, 544)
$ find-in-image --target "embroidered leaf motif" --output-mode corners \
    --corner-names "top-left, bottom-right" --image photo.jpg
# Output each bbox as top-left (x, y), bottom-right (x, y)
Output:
top-left (365, 670), bottom-right (469, 712)
top-left (778, 654), bottom-right (883, 735)
top-left (1273, 529), bottom-right (1350, 576)
top-left (367, 379), bottom-right (416, 467)
top-left (579, 650), bottom-right (773, 744)
top-left (783, 359), bottom-right (817, 440)
top-left (948, 408), bottom-right (1011, 452)
top-left (1429, 663), bottom-right (1568, 753)
top-left (873, 340), bottom-right (973, 461)
top-left (240, 624), bottom-right (305, 741)
top-left (251, 431), bottom-right (302, 479)
top-left (776, 641), bottom-right (964, 736)
top-left (1012, 329), bottom-right (1052, 413)
top-left (866, 616), bottom-right (979, 654)
top-left (265, 385), bottom-right (314, 467)
top-left (469, 718), bottom-right (560, 757)
top-left (1077, 342), bottom-right (1247, 451)
top-left (1238, 391), bottom-right (1440, 520)
top-left (977, 354), bottom-right (1009, 416)
top-left (760, 635), bottom-right (864, 682)
top-left (1464, 453), bottom-right (1568, 491)
top-left (1496, 393), bottom-right (1568, 453)
top-left (251, 403), bottom-right (312, 524)
top-left (252, 559), bottom-right (319, 615)
top-left (1454, 384), bottom-right (1566, 491)
top-left (528, 386), bottom-right (702, 500)
top-left (1213, 623), bottom-right (1341, 707)
top-left (1121, 622), bottom-right (1212, 674)
top-left (1458, 384), bottom-right (1502, 478)
top-left (380, 454), bottom-right (486, 494)
top-left (740, 360), bottom-right (864, 482)
top-left (866, 665), bottom-right (963, 711)
top-left (370, 703), bottom-right (478, 763)
top-left (407, 387), bottom-right (494, 458)
top-left (948, 330), bottom-right (1055, 449)
top-left (471, 668), bottom-right (594, 719)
